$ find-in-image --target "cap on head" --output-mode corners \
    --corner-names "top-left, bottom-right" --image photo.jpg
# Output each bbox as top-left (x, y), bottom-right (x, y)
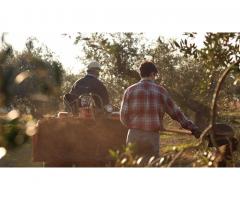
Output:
top-left (87, 61), bottom-right (101, 71)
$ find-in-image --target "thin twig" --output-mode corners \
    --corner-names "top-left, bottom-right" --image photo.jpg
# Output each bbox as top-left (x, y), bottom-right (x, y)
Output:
top-left (167, 149), bottom-right (185, 167)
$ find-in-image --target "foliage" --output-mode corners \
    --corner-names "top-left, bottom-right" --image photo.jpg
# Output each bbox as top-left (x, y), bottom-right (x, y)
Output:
top-left (0, 38), bottom-right (64, 117)
top-left (109, 143), bottom-right (176, 167)
top-left (61, 71), bottom-right (83, 97)
top-left (0, 35), bottom-right (65, 159)
top-left (110, 137), bottom-right (240, 167)
top-left (0, 113), bottom-right (36, 149)
top-left (173, 32), bottom-right (240, 107)
top-left (74, 32), bottom-right (147, 106)
top-left (150, 39), bottom-right (211, 127)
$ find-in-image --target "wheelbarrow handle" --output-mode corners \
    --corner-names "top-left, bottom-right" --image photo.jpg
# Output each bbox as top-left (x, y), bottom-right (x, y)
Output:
top-left (163, 128), bottom-right (192, 135)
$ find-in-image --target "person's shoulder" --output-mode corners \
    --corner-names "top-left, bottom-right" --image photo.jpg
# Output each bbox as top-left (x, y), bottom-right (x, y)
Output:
top-left (126, 82), bottom-right (141, 91)
top-left (73, 77), bottom-right (83, 84)
top-left (73, 76), bottom-right (86, 84)
top-left (152, 83), bottom-right (168, 95)
top-left (85, 74), bottom-right (96, 80)
top-left (85, 75), bottom-right (102, 83)
top-left (122, 82), bottom-right (138, 96)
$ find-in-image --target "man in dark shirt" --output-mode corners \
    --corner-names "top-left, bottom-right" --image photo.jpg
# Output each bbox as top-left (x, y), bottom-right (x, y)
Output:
top-left (64, 61), bottom-right (111, 113)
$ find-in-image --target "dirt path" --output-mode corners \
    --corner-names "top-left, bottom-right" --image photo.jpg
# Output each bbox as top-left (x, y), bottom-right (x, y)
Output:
top-left (0, 141), bottom-right (42, 167)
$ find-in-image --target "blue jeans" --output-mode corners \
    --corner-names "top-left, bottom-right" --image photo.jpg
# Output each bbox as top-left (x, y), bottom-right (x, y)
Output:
top-left (126, 129), bottom-right (160, 157)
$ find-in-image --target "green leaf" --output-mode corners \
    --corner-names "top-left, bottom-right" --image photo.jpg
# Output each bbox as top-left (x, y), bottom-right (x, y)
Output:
top-left (109, 149), bottom-right (117, 159)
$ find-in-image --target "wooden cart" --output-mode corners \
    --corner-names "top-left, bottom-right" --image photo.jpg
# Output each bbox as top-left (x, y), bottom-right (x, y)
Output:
top-left (32, 115), bottom-right (127, 167)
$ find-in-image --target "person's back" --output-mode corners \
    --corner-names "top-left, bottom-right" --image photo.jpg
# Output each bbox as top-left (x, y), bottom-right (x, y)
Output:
top-left (122, 79), bottom-right (198, 132)
top-left (64, 61), bottom-right (110, 113)
top-left (120, 61), bottom-right (200, 158)
top-left (122, 79), bottom-right (168, 131)
top-left (70, 74), bottom-right (109, 108)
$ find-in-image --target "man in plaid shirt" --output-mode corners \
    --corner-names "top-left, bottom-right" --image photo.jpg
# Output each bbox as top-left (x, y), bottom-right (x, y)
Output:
top-left (120, 61), bottom-right (200, 157)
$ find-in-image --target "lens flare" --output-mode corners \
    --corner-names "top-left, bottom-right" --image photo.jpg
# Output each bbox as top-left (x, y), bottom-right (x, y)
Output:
top-left (15, 71), bottom-right (30, 84)
top-left (120, 158), bottom-right (127, 165)
top-left (26, 121), bottom-right (37, 136)
top-left (7, 110), bottom-right (20, 120)
top-left (159, 157), bottom-right (165, 165)
top-left (233, 78), bottom-right (239, 85)
top-left (208, 161), bottom-right (213, 167)
top-left (0, 147), bottom-right (7, 159)
top-left (136, 157), bottom-right (143, 165)
top-left (148, 156), bottom-right (155, 165)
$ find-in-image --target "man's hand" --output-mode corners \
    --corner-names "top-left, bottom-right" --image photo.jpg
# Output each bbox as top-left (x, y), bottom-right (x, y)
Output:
top-left (191, 127), bottom-right (202, 139)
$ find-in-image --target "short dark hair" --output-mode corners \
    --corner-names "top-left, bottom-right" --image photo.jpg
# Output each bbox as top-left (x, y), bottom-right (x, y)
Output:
top-left (139, 61), bottom-right (158, 78)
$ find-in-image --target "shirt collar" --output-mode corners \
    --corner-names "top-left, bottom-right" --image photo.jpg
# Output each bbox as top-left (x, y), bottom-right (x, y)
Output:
top-left (86, 73), bottom-right (98, 79)
top-left (140, 78), bottom-right (155, 83)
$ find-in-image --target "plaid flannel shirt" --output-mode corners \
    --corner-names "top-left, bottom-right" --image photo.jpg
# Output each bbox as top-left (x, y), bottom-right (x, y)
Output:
top-left (120, 80), bottom-right (197, 132)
